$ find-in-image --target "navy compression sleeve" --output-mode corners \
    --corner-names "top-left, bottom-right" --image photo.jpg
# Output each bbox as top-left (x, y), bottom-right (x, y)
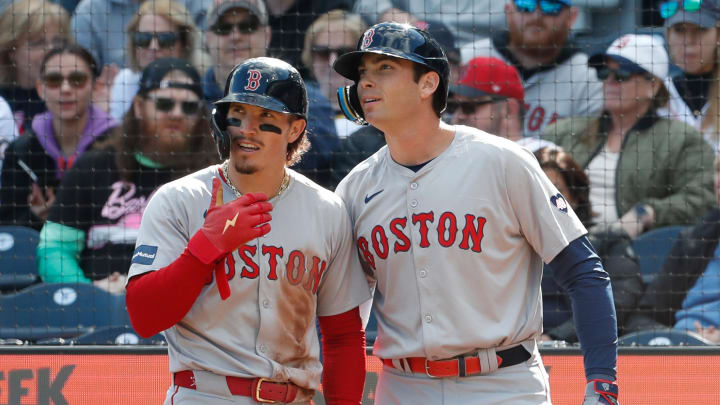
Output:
top-left (547, 236), bottom-right (618, 381)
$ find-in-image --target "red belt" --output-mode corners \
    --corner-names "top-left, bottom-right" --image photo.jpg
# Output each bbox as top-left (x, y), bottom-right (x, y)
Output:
top-left (382, 345), bottom-right (531, 378)
top-left (173, 370), bottom-right (298, 403)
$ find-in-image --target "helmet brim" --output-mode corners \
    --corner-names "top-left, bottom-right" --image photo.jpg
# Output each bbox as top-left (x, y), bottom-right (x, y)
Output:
top-left (214, 92), bottom-right (305, 117)
top-left (333, 48), bottom-right (436, 82)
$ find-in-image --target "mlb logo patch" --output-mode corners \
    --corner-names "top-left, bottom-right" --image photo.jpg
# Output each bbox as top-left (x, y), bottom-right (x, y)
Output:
top-left (132, 245), bottom-right (158, 265)
top-left (550, 193), bottom-right (568, 214)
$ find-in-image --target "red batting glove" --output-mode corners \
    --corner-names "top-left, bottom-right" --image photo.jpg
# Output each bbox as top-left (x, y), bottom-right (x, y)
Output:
top-left (188, 177), bottom-right (272, 299)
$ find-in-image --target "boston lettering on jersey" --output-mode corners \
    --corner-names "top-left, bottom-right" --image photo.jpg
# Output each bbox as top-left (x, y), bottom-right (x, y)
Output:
top-left (357, 211), bottom-right (487, 270)
top-left (208, 244), bottom-right (327, 294)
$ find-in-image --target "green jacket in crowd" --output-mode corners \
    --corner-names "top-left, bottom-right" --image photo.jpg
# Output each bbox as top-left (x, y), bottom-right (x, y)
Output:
top-left (541, 112), bottom-right (715, 228)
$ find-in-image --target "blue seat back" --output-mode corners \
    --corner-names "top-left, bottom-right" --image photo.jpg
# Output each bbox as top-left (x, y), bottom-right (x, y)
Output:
top-left (632, 226), bottom-right (688, 284)
top-left (0, 226), bottom-right (40, 290)
top-left (0, 283), bottom-right (130, 341)
top-left (618, 328), bottom-right (712, 346)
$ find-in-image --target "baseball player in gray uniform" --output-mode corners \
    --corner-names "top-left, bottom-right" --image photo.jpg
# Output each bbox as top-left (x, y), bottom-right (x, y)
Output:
top-left (126, 57), bottom-right (371, 404)
top-left (334, 22), bottom-right (620, 404)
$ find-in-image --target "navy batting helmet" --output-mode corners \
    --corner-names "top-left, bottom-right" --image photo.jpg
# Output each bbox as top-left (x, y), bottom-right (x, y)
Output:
top-left (333, 22), bottom-right (450, 125)
top-left (211, 57), bottom-right (308, 160)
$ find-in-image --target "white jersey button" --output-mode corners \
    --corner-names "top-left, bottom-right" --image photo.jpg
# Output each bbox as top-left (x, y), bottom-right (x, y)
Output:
top-left (419, 269), bottom-right (427, 278)
top-left (410, 182), bottom-right (418, 190)
top-left (262, 299), bottom-right (270, 308)
top-left (410, 199), bottom-right (418, 208)
top-left (259, 344), bottom-right (267, 353)
top-left (424, 314), bottom-right (432, 323)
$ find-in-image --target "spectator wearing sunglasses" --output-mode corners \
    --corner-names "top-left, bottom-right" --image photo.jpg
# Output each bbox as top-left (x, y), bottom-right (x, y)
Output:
top-left (450, 56), bottom-right (557, 152)
top-left (543, 34), bottom-right (716, 239)
top-left (108, 0), bottom-right (206, 122)
top-left (302, 10), bottom-right (368, 139)
top-left (0, 0), bottom-right (72, 134)
top-left (659, 0), bottom-right (720, 153)
top-left (71, 0), bottom-right (211, 69)
top-left (204, 0), bottom-right (339, 188)
top-left (460, 0), bottom-right (603, 138)
top-left (37, 58), bottom-right (216, 294)
top-left (0, 42), bottom-right (117, 230)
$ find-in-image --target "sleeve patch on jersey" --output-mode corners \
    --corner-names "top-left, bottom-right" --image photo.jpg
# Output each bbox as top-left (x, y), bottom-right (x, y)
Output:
top-left (132, 245), bottom-right (158, 265)
top-left (550, 193), bottom-right (568, 214)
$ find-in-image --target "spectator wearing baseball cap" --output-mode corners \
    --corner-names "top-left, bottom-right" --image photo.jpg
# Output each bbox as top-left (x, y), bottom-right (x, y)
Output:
top-left (543, 33), bottom-right (715, 239)
top-left (203, 0), bottom-right (340, 189)
top-left (660, 0), bottom-right (720, 152)
top-left (449, 57), bottom-right (557, 152)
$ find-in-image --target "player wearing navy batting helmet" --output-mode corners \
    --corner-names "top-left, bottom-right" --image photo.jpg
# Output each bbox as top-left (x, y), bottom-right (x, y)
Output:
top-left (333, 21), bottom-right (620, 405)
top-left (127, 56), bottom-right (371, 404)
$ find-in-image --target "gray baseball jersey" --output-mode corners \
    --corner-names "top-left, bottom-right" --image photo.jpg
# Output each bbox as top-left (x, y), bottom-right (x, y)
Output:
top-left (128, 165), bottom-right (371, 399)
top-left (335, 125), bottom-right (586, 361)
top-left (460, 38), bottom-right (603, 138)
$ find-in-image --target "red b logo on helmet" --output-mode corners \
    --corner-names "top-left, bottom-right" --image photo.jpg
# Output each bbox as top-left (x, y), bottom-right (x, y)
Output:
top-left (244, 70), bottom-right (262, 91)
top-left (361, 29), bottom-right (375, 49)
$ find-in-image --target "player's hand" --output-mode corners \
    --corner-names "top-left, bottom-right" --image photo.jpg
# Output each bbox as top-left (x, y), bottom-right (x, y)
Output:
top-left (189, 178), bottom-right (272, 299)
top-left (582, 379), bottom-right (619, 405)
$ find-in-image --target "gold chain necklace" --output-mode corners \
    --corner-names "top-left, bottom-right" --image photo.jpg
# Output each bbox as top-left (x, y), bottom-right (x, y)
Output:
top-left (221, 160), bottom-right (290, 199)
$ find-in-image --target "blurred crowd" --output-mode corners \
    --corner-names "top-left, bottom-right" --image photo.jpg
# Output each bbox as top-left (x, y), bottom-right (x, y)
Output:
top-left (0, 0), bottom-right (720, 345)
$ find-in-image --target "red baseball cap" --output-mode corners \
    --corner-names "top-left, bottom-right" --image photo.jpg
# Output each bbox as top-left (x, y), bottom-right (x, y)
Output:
top-left (451, 57), bottom-right (524, 101)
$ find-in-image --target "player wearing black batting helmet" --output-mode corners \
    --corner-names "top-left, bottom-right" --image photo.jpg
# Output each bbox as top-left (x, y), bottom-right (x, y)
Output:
top-left (333, 21), bottom-right (450, 125)
top-left (211, 57), bottom-right (308, 160)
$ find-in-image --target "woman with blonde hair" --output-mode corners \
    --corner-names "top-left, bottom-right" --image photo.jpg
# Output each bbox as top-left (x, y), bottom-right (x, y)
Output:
top-left (302, 9), bottom-right (367, 138)
top-left (109, 0), bottom-right (205, 121)
top-left (0, 0), bottom-right (71, 132)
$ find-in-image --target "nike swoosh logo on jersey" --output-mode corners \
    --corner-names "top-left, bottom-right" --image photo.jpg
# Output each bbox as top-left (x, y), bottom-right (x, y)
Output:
top-left (364, 189), bottom-right (384, 204)
top-left (223, 212), bottom-right (239, 234)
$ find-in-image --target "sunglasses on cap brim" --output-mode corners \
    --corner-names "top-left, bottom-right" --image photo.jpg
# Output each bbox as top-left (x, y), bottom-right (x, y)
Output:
top-left (660, 0), bottom-right (703, 19)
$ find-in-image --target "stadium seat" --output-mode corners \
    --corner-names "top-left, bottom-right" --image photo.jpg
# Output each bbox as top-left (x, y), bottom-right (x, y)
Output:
top-left (38, 325), bottom-right (165, 345)
top-left (632, 225), bottom-right (688, 284)
top-left (0, 226), bottom-right (40, 292)
top-left (618, 328), bottom-right (713, 346)
top-left (0, 283), bottom-right (131, 342)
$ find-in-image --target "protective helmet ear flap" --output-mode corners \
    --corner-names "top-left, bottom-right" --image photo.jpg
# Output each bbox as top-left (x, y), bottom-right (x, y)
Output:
top-left (211, 105), bottom-right (231, 160)
top-left (337, 83), bottom-right (367, 125)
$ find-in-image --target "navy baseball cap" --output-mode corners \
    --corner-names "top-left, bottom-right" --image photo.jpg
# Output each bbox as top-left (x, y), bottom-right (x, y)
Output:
top-left (416, 20), bottom-right (460, 64)
top-left (138, 58), bottom-right (203, 98)
top-left (663, 0), bottom-right (720, 28)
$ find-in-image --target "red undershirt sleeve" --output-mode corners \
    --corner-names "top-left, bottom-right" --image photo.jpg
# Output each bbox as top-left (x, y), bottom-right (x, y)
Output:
top-left (125, 246), bottom-right (216, 338)
top-left (318, 307), bottom-right (366, 405)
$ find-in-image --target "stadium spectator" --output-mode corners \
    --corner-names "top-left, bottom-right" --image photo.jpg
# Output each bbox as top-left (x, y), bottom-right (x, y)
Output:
top-left (0, 0), bottom-right (71, 133)
top-left (265, 0), bottom-right (353, 70)
top-left (70, 0), bottom-right (210, 68)
top-left (460, 0), bottom-right (603, 138)
top-left (450, 56), bottom-right (557, 151)
top-left (204, 0), bottom-right (339, 188)
top-left (108, 0), bottom-right (206, 121)
top-left (627, 157), bottom-right (720, 344)
top-left (328, 21), bottom-right (461, 187)
top-left (543, 33), bottom-right (716, 238)
top-left (0, 42), bottom-right (115, 230)
top-left (302, 10), bottom-right (368, 138)
top-left (660, 0), bottom-right (720, 153)
top-left (36, 58), bottom-right (215, 294)
top-left (534, 146), bottom-right (644, 342)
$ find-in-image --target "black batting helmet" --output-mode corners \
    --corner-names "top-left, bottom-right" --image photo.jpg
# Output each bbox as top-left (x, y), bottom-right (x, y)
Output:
top-left (333, 21), bottom-right (450, 125)
top-left (211, 57), bottom-right (308, 160)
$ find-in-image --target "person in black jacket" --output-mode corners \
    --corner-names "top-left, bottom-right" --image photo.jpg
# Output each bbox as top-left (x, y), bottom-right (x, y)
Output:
top-left (626, 158), bottom-right (720, 344)
top-left (535, 147), bottom-right (645, 342)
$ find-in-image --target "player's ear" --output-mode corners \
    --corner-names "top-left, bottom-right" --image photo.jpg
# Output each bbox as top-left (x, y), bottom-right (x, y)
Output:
top-left (419, 71), bottom-right (440, 100)
top-left (287, 117), bottom-right (306, 144)
top-left (133, 96), bottom-right (144, 119)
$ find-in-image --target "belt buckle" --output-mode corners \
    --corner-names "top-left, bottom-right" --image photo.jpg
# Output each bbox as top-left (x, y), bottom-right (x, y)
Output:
top-left (253, 378), bottom-right (277, 404)
top-left (424, 359), bottom-right (440, 378)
